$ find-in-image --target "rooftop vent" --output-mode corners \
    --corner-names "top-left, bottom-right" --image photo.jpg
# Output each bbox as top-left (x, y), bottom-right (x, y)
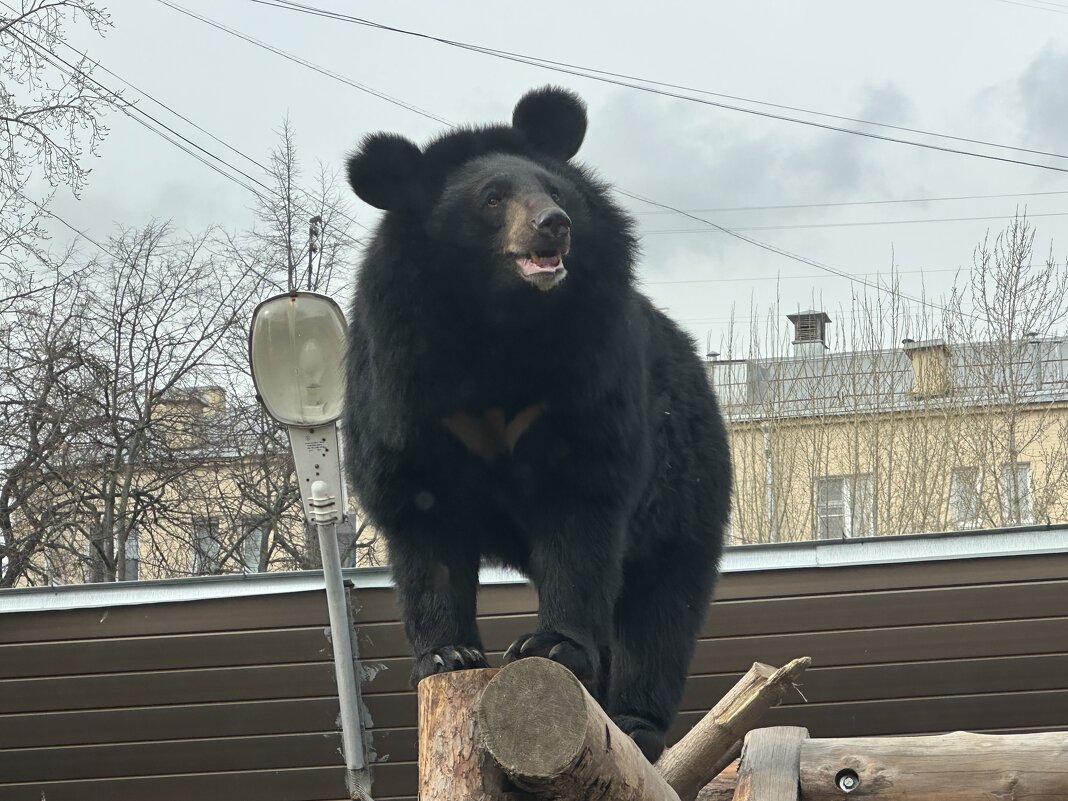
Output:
top-left (903, 338), bottom-right (951, 398)
top-left (786, 310), bottom-right (831, 357)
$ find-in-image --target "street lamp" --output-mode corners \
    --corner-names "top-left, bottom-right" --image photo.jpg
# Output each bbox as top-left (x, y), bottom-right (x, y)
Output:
top-left (249, 291), bottom-right (348, 525)
top-left (249, 291), bottom-right (371, 797)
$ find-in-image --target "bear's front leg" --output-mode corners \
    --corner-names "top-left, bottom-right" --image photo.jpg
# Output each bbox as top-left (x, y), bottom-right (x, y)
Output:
top-left (503, 513), bottom-right (624, 695)
top-left (389, 534), bottom-right (488, 686)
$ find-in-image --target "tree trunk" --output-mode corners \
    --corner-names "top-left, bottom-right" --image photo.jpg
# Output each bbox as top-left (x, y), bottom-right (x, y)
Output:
top-left (478, 657), bottom-right (682, 801)
top-left (418, 668), bottom-right (509, 800)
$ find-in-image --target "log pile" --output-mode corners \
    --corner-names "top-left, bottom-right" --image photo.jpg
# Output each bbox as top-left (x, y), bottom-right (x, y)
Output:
top-left (418, 655), bottom-right (809, 800)
top-left (415, 656), bottom-right (1068, 800)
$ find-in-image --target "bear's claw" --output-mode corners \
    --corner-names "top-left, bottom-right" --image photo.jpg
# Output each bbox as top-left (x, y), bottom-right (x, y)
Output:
top-left (410, 646), bottom-right (488, 686)
top-left (502, 630), bottom-right (597, 689)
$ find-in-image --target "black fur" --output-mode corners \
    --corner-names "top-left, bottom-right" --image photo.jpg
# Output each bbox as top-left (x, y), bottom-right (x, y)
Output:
top-left (343, 86), bottom-right (732, 762)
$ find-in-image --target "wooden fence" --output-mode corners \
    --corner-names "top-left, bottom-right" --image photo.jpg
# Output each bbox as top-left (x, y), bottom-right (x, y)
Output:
top-left (1, 537), bottom-right (1066, 800)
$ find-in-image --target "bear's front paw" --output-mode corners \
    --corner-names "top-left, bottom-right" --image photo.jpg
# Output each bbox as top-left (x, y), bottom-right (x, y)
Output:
top-left (410, 646), bottom-right (489, 686)
top-left (502, 631), bottom-right (598, 688)
top-left (612, 714), bottom-right (666, 762)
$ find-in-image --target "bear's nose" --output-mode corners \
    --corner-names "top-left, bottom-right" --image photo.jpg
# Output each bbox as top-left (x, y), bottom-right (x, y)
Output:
top-left (533, 207), bottom-right (572, 239)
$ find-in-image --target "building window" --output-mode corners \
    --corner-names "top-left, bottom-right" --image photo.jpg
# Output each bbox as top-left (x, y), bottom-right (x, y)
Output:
top-left (815, 474), bottom-right (873, 539)
top-left (239, 521), bottom-right (267, 573)
top-left (123, 530), bottom-right (140, 581)
top-left (949, 466), bottom-right (982, 529)
top-left (192, 517), bottom-right (221, 575)
top-left (999, 462), bottom-right (1032, 525)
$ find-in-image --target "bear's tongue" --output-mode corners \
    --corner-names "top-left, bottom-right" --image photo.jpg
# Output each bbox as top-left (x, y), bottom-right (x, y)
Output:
top-left (516, 253), bottom-right (563, 276)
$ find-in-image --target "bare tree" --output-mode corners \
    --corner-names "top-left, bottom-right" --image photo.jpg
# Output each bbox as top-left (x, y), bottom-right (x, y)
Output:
top-left (1, 1), bottom-right (118, 200)
top-left (0, 259), bottom-right (94, 585)
top-left (1, 1), bottom-right (121, 313)
top-left (236, 117), bottom-right (357, 295)
top-left (183, 121), bottom-right (376, 573)
top-left (945, 216), bottom-right (1068, 528)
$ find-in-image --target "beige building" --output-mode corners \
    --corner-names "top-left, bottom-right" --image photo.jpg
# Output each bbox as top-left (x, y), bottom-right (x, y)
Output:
top-left (709, 311), bottom-right (1068, 544)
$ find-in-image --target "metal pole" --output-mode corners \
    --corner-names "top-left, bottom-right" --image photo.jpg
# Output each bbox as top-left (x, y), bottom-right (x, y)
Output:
top-left (316, 517), bottom-right (368, 773)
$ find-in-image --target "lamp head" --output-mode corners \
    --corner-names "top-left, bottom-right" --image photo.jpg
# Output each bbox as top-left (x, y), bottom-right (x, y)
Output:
top-left (249, 292), bottom-right (347, 426)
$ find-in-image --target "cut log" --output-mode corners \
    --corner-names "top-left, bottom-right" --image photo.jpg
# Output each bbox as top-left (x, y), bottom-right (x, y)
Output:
top-left (478, 657), bottom-right (683, 801)
top-left (418, 667), bottom-right (510, 800)
top-left (732, 726), bottom-right (808, 801)
top-left (800, 731), bottom-right (1068, 801)
top-left (656, 657), bottom-right (811, 801)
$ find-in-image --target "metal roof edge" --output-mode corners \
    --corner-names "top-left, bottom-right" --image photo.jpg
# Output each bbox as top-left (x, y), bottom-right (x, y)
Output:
top-left (1, 525), bottom-right (1064, 614)
top-left (721, 524), bottom-right (1068, 572)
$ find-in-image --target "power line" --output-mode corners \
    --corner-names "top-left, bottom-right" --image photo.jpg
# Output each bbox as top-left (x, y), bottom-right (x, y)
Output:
top-left (146, 0), bottom-right (1068, 237)
top-left (13, 1), bottom-right (994, 326)
top-left (144, 0), bottom-right (1068, 292)
top-left (629, 188), bottom-right (1068, 216)
top-left (4, 15), bottom-right (367, 254)
top-left (14, 189), bottom-right (125, 263)
top-left (54, 43), bottom-right (372, 237)
top-left (148, 2), bottom-right (1068, 241)
top-left (993, 0), bottom-right (1068, 13)
top-left (262, 0), bottom-right (1068, 167)
top-left (12, 29), bottom-right (273, 194)
top-left (148, 1), bottom-right (976, 314)
top-left (154, 0), bottom-right (451, 126)
top-left (616, 188), bottom-right (967, 317)
top-left (642, 209), bottom-right (1068, 235)
top-left (245, 0), bottom-right (1068, 175)
top-left (647, 259), bottom-right (1056, 288)
top-left (641, 265), bottom-right (974, 287)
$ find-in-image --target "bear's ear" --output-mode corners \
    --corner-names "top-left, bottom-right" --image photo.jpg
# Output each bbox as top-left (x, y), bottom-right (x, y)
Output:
top-left (512, 86), bottom-right (587, 161)
top-left (346, 133), bottom-right (423, 211)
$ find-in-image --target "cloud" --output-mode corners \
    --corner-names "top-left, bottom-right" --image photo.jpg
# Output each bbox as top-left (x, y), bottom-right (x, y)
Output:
top-left (856, 83), bottom-right (916, 126)
top-left (580, 85), bottom-right (914, 280)
top-left (1017, 45), bottom-right (1068, 151)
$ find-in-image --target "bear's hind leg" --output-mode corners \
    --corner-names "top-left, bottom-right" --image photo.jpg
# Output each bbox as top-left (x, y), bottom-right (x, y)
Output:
top-left (606, 543), bottom-right (719, 762)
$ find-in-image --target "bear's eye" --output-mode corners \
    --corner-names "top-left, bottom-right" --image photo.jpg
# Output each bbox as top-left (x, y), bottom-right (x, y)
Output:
top-left (550, 191), bottom-right (561, 203)
top-left (486, 194), bottom-right (501, 207)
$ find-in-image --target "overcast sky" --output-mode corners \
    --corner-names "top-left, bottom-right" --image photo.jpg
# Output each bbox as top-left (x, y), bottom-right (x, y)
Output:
top-left (46, 0), bottom-right (1068, 354)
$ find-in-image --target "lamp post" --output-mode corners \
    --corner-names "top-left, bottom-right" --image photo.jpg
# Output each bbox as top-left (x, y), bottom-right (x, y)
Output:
top-left (249, 291), bottom-right (371, 798)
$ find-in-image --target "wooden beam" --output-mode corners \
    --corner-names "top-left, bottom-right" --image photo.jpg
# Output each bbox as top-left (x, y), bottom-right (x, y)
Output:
top-left (478, 657), bottom-right (683, 801)
top-left (800, 731), bottom-right (1068, 801)
top-left (695, 760), bottom-right (739, 801)
top-left (732, 727), bottom-right (808, 801)
top-left (418, 668), bottom-right (509, 800)
top-left (656, 657), bottom-right (811, 801)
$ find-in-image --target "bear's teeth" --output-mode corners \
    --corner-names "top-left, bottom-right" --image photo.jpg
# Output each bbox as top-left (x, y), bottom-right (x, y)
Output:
top-left (533, 254), bottom-right (561, 268)
top-left (516, 254), bottom-right (564, 276)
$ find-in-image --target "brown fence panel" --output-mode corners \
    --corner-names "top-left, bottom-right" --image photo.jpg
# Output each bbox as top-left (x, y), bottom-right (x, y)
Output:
top-left (1, 549), bottom-right (1066, 801)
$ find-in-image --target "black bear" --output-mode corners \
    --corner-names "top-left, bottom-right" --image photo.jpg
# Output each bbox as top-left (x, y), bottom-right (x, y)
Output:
top-left (343, 86), bottom-right (731, 761)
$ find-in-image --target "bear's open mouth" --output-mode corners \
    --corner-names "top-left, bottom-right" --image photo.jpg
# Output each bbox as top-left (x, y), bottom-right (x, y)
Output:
top-left (511, 249), bottom-right (568, 291)
top-left (514, 249), bottom-right (565, 276)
